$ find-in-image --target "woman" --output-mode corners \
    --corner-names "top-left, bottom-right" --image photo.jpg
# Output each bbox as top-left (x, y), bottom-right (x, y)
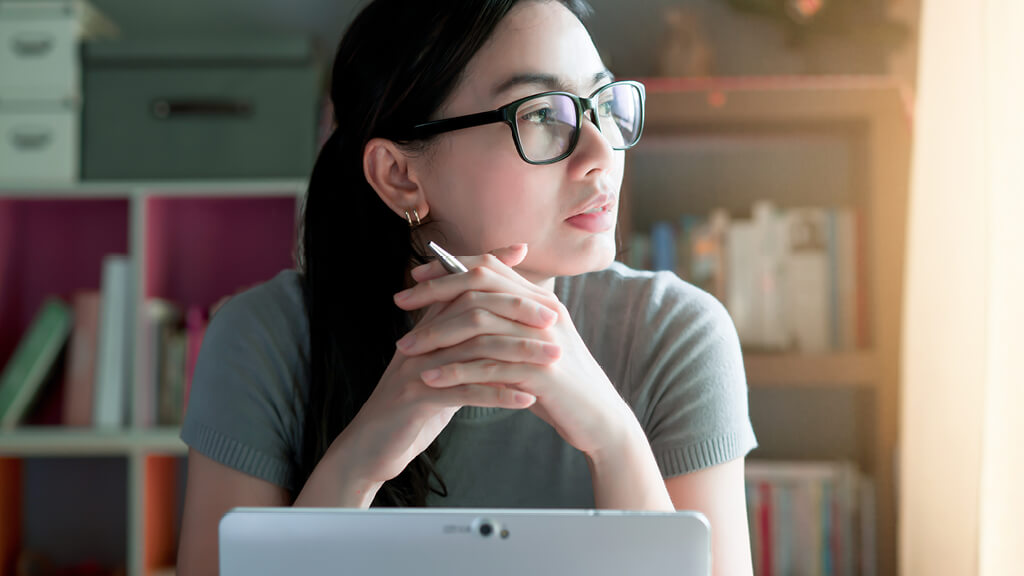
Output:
top-left (177, 0), bottom-right (757, 574)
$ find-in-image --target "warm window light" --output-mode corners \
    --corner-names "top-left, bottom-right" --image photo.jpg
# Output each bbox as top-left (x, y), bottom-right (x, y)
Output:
top-left (900, 2), bottom-right (1024, 576)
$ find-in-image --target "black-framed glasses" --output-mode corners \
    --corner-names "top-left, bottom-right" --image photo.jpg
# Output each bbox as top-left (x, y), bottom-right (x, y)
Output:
top-left (398, 80), bottom-right (646, 165)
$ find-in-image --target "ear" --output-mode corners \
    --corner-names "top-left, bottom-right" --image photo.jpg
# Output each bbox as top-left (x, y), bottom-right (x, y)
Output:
top-left (363, 137), bottom-right (426, 219)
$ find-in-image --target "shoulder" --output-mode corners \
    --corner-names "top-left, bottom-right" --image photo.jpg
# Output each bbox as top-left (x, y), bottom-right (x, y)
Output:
top-left (205, 269), bottom-right (309, 366)
top-left (213, 269), bottom-right (306, 337)
top-left (182, 269), bottom-right (309, 491)
top-left (568, 266), bottom-right (755, 475)
top-left (194, 267), bottom-right (311, 410)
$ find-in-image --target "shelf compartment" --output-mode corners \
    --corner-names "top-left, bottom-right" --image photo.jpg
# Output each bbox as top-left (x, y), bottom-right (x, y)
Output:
top-left (744, 352), bottom-right (879, 387)
top-left (21, 457), bottom-right (128, 573)
top-left (0, 197), bottom-right (129, 370)
top-left (143, 195), bottom-right (298, 312)
top-left (143, 455), bottom-right (181, 575)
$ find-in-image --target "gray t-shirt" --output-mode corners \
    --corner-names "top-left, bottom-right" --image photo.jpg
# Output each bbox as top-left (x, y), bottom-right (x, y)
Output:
top-left (180, 261), bottom-right (757, 507)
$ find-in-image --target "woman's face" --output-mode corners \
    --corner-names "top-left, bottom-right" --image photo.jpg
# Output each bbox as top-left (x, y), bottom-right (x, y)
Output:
top-left (412, 1), bottom-right (624, 288)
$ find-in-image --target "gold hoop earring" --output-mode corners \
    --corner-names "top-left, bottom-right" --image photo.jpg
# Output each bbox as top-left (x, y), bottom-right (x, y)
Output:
top-left (404, 209), bottom-right (421, 228)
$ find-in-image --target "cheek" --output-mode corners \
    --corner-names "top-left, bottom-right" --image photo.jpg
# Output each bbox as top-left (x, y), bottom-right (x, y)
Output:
top-left (438, 131), bottom-right (557, 243)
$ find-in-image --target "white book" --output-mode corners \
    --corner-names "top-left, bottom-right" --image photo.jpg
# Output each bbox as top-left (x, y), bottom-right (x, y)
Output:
top-left (752, 201), bottom-right (789, 351)
top-left (93, 254), bottom-right (134, 429)
top-left (783, 208), bottom-right (830, 353)
top-left (727, 219), bottom-right (760, 349)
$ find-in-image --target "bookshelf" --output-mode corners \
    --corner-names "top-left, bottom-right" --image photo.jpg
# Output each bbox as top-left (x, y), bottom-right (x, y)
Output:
top-left (0, 180), bottom-right (304, 576)
top-left (619, 75), bottom-right (912, 576)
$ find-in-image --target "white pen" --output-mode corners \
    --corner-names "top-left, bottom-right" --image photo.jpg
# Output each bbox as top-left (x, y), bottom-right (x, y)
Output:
top-left (427, 241), bottom-right (469, 274)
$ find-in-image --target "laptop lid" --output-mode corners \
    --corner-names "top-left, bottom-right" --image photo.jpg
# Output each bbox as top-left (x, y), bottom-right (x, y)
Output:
top-left (220, 508), bottom-right (711, 576)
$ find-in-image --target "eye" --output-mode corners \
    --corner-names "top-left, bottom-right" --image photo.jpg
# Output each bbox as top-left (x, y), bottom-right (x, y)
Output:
top-left (597, 99), bottom-right (615, 118)
top-left (520, 107), bottom-right (557, 125)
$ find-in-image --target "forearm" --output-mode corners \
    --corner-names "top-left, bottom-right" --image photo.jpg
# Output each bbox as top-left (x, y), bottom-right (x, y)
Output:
top-left (292, 430), bottom-right (383, 508)
top-left (587, 419), bottom-right (674, 511)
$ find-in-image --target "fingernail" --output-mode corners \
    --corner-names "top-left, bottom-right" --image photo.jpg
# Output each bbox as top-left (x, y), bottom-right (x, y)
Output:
top-left (542, 344), bottom-right (561, 358)
top-left (394, 289), bottom-right (412, 302)
top-left (538, 307), bottom-right (557, 323)
top-left (421, 368), bottom-right (441, 382)
top-left (397, 334), bottom-right (416, 350)
top-left (515, 392), bottom-right (537, 405)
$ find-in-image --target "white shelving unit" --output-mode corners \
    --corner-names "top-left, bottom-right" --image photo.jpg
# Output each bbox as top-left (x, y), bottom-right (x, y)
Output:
top-left (0, 179), bottom-right (306, 576)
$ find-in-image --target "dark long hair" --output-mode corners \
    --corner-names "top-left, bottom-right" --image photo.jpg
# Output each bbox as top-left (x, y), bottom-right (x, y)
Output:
top-left (297, 0), bottom-right (593, 507)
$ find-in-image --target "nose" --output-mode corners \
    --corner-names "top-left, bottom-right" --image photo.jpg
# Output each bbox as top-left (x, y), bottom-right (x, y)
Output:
top-left (580, 98), bottom-right (603, 133)
top-left (568, 104), bottom-right (616, 177)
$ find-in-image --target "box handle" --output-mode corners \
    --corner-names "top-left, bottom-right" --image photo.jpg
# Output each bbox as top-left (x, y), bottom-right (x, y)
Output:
top-left (151, 99), bottom-right (253, 120)
top-left (12, 32), bottom-right (55, 58)
top-left (10, 126), bottom-right (53, 151)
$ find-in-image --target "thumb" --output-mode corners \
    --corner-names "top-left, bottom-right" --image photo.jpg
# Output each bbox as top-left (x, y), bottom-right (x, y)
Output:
top-left (489, 243), bottom-right (528, 266)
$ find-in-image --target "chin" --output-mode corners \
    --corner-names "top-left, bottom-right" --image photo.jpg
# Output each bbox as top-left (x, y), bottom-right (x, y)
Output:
top-left (556, 236), bottom-right (618, 277)
top-left (516, 231), bottom-right (618, 281)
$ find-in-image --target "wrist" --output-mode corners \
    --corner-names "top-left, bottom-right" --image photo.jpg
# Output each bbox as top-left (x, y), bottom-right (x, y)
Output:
top-left (328, 426), bottom-right (385, 507)
top-left (584, 416), bottom-right (674, 511)
top-left (584, 408), bottom-right (648, 469)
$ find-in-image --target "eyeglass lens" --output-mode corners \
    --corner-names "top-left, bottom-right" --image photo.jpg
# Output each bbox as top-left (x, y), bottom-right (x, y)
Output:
top-left (514, 83), bottom-right (642, 163)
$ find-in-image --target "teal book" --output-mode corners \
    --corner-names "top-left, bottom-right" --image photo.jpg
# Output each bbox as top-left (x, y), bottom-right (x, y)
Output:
top-left (0, 298), bottom-right (73, 430)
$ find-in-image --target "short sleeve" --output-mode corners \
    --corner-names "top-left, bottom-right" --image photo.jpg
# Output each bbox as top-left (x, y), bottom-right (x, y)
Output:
top-left (179, 271), bottom-right (308, 493)
top-left (628, 272), bottom-right (758, 478)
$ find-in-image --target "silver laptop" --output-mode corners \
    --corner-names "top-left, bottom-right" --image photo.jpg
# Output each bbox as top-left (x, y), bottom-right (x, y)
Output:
top-left (220, 508), bottom-right (711, 575)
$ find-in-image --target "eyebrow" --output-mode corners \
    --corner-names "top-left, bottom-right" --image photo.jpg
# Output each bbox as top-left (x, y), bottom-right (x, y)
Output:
top-left (492, 69), bottom-right (616, 98)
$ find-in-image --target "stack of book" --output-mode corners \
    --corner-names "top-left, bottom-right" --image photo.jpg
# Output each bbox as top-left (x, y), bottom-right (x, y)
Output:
top-left (0, 254), bottom-right (214, 430)
top-left (746, 460), bottom-right (876, 576)
top-left (628, 201), bottom-right (867, 353)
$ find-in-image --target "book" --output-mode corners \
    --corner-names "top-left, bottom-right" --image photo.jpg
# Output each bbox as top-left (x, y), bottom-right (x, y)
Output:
top-left (0, 298), bottom-right (73, 430)
top-left (142, 299), bottom-right (182, 428)
top-left (160, 330), bottom-right (186, 426)
top-left (835, 208), bottom-right (857, 351)
top-left (93, 255), bottom-right (134, 429)
top-left (772, 482), bottom-right (792, 576)
top-left (783, 208), bottom-right (830, 353)
top-left (61, 291), bottom-right (101, 427)
top-left (677, 214), bottom-right (701, 281)
top-left (759, 481), bottom-right (774, 576)
top-left (707, 208), bottom-right (730, 304)
top-left (854, 210), bottom-right (870, 349)
top-left (752, 201), bottom-right (789, 351)
top-left (727, 218), bottom-right (759, 348)
top-left (747, 480), bottom-right (762, 576)
top-left (650, 221), bottom-right (677, 272)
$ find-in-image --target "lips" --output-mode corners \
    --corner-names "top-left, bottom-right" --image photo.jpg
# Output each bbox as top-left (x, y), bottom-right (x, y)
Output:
top-left (565, 191), bottom-right (617, 234)
top-left (568, 192), bottom-right (616, 218)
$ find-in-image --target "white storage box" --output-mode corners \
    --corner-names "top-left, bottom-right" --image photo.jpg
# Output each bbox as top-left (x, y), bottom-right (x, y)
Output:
top-left (0, 1), bottom-right (80, 99)
top-left (0, 100), bottom-right (79, 184)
